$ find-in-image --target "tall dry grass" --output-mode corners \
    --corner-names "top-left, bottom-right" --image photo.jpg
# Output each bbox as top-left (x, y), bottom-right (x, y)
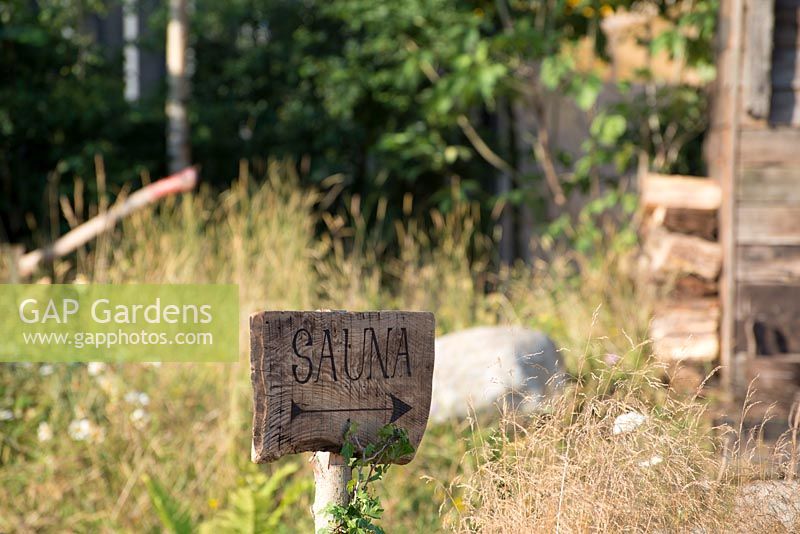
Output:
top-left (5, 160), bottom-right (795, 532)
top-left (453, 362), bottom-right (800, 532)
top-left (3, 160), bottom-right (521, 531)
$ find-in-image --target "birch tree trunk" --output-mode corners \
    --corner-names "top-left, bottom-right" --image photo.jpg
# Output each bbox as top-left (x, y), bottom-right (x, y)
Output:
top-left (123, 0), bottom-right (140, 102)
top-left (166, 0), bottom-right (190, 173)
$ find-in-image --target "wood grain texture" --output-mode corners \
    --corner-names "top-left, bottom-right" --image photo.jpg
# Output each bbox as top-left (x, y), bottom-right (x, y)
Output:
top-left (743, 0), bottom-right (774, 118)
top-left (736, 205), bottom-right (800, 244)
top-left (651, 298), bottom-right (720, 338)
top-left (738, 166), bottom-right (800, 202)
top-left (662, 209), bottom-right (718, 240)
top-left (653, 333), bottom-right (720, 362)
top-left (250, 311), bottom-right (435, 464)
top-left (651, 298), bottom-right (720, 362)
top-left (670, 274), bottom-right (720, 297)
top-left (722, 0), bottom-right (744, 397)
top-left (735, 283), bottom-right (800, 319)
top-left (644, 230), bottom-right (722, 281)
top-left (640, 173), bottom-right (721, 210)
top-left (739, 128), bottom-right (800, 166)
top-left (736, 245), bottom-right (800, 282)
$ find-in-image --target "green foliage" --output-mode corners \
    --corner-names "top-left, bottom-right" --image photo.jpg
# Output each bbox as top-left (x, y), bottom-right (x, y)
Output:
top-left (145, 463), bottom-right (311, 534)
top-left (541, 53), bottom-right (603, 111)
top-left (590, 113), bottom-right (628, 148)
top-left (3, 0), bottom-right (719, 259)
top-left (327, 423), bottom-right (415, 533)
top-left (545, 189), bottom-right (638, 260)
top-left (0, 0), bottom-right (163, 242)
top-left (1, 170), bottom-right (650, 532)
top-left (200, 464), bottom-right (311, 534)
top-left (188, 0), bottom-right (490, 201)
top-left (650, 0), bottom-right (719, 83)
top-left (143, 474), bottom-right (194, 534)
top-left (630, 0), bottom-right (719, 174)
top-left (573, 109), bottom-right (637, 186)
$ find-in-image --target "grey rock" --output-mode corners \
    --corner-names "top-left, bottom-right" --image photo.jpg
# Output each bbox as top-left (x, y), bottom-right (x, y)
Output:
top-left (430, 326), bottom-right (563, 423)
top-left (735, 480), bottom-right (800, 531)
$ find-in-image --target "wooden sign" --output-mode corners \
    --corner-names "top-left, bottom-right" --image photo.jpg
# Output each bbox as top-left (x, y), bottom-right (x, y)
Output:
top-left (250, 311), bottom-right (435, 464)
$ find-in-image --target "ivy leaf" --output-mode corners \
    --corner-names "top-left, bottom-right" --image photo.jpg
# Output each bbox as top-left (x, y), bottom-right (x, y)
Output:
top-left (341, 441), bottom-right (355, 461)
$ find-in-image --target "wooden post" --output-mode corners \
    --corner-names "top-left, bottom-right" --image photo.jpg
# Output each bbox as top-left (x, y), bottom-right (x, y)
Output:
top-left (312, 452), bottom-right (351, 532)
top-left (722, 0), bottom-right (745, 398)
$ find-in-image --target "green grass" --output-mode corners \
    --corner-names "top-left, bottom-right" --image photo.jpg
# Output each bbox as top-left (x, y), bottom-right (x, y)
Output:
top-left (0, 161), bottom-right (661, 532)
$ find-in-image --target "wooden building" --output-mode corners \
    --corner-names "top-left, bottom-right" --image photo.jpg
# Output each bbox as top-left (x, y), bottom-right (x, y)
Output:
top-left (706, 0), bottom-right (800, 413)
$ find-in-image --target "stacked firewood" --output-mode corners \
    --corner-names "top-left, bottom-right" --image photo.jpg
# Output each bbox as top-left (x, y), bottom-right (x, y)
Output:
top-left (639, 173), bottom-right (722, 365)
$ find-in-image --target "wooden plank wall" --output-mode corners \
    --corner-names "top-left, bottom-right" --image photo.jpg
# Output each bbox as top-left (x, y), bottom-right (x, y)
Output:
top-left (736, 128), bottom-right (800, 362)
top-left (733, 0), bottom-right (800, 411)
top-left (708, 0), bottom-right (800, 408)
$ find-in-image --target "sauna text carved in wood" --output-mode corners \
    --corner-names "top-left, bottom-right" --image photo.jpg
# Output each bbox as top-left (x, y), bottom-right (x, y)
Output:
top-left (250, 311), bottom-right (435, 464)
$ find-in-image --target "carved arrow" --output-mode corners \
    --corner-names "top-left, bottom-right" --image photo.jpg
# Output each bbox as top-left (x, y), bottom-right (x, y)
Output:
top-left (290, 393), bottom-right (412, 423)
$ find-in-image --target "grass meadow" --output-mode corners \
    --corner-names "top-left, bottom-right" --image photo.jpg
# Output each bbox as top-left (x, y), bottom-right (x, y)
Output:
top-left (1, 161), bottom-right (798, 532)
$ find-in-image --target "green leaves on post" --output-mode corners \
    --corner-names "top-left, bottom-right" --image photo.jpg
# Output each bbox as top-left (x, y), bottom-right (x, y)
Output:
top-left (327, 423), bottom-right (415, 534)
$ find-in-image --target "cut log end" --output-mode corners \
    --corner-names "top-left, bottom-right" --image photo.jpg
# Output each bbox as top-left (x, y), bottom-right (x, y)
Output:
top-left (651, 298), bottom-right (720, 363)
top-left (643, 230), bottom-right (722, 282)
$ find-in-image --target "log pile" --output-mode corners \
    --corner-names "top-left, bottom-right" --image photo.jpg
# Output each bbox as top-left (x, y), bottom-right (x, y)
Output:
top-left (639, 173), bottom-right (722, 363)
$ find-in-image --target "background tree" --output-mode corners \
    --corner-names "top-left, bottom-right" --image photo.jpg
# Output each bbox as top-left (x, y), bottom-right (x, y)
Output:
top-left (1, 0), bottom-right (716, 263)
top-left (166, 0), bottom-right (189, 172)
